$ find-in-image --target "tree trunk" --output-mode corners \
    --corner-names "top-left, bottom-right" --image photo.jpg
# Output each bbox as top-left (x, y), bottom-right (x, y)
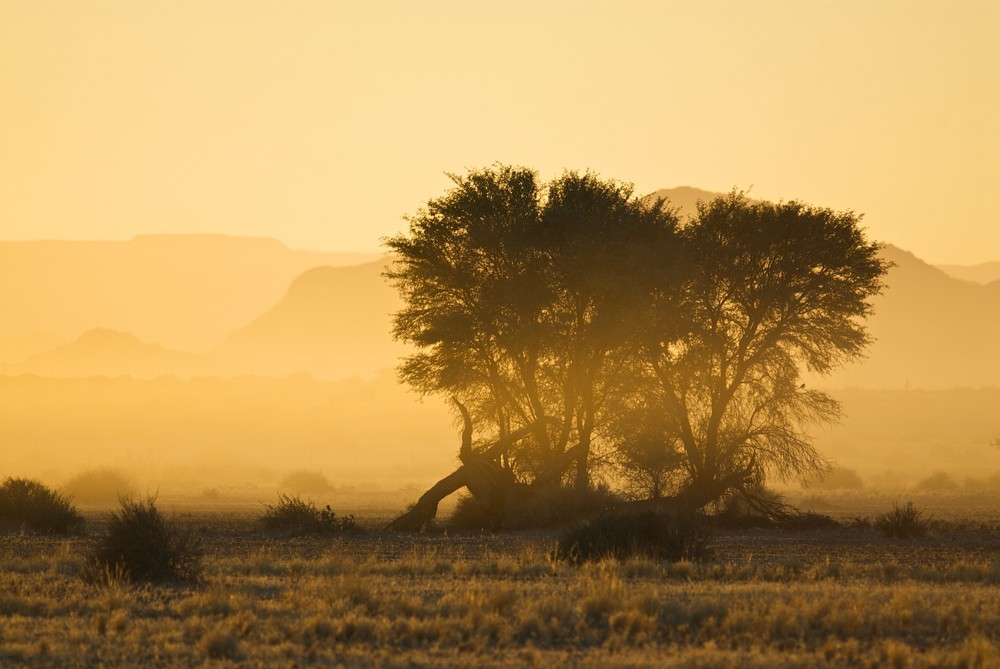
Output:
top-left (387, 414), bottom-right (560, 532)
top-left (387, 457), bottom-right (517, 532)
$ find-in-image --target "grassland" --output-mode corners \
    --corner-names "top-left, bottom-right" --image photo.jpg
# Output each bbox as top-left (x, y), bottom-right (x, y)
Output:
top-left (3, 504), bottom-right (1000, 668)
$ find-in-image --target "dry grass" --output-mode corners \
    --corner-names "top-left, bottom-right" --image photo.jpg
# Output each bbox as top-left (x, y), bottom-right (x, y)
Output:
top-left (2, 510), bottom-right (1000, 667)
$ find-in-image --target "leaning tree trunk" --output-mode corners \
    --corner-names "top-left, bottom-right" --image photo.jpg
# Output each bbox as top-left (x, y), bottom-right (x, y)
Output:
top-left (387, 404), bottom-right (566, 532)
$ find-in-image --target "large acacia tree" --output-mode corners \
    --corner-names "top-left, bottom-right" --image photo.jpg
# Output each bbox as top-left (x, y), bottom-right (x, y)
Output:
top-left (385, 168), bottom-right (887, 531)
top-left (625, 192), bottom-right (889, 508)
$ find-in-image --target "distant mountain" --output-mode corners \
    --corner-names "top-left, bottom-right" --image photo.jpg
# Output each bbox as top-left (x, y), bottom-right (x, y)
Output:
top-left (0, 235), bottom-right (380, 351)
top-left (13, 328), bottom-right (226, 378)
top-left (214, 258), bottom-right (407, 379)
top-left (936, 261), bottom-right (1000, 286)
top-left (211, 231), bottom-right (1000, 388)
top-left (0, 332), bottom-right (65, 366)
top-left (817, 245), bottom-right (1000, 389)
top-left (646, 186), bottom-right (720, 218)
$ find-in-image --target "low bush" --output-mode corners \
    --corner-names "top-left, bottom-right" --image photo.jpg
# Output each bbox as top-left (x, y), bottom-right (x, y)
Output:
top-left (875, 501), bottom-right (927, 539)
top-left (712, 486), bottom-right (787, 529)
top-left (62, 468), bottom-right (136, 505)
top-left (0, 477), bottom-right (84, 534)
top-left (448, 485), bottom-right (616, 532)
top-left (92, 495), bottom-right (203, 583)
top-left (259, 493), bottom-right (361, 536)
top-left (804, 466), bottom-right (865, 490)
top-left (914, 471), bottom-right (958, 492)
top-left (778, 511), bottom-right (841, 531)
top-left (279, 470), bottom-right (335, 495)
top-left (555, 510), bottom-right (712, 564)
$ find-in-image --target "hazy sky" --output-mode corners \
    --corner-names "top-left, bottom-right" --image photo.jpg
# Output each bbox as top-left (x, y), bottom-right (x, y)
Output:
top-left (1, 0), bottom-right (997, 264)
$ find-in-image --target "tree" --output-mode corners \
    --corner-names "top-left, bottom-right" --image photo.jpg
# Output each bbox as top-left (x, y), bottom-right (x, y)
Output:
top-left (384, 166), bottom-right (679, 530)
top-left (627, 192), bottom-right (889, 509)
top-left (385, 169), bottom-right (888, 531)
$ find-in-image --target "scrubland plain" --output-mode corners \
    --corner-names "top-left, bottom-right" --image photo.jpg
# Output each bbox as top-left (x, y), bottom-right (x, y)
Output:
top-left (4, 497), bottom-right (1000, 668)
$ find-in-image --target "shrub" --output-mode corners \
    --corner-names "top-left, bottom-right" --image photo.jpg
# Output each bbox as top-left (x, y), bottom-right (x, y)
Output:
top-left (259, 493), bottom-right (361, 536)
top-left (555, 510), bottom-right (712, 564)
top-left (279, 470), bottom-right (334, 495)
top-left (62, 469), bottom-right (136, 505)
top-left (447, 494), bottom-right (504, 532)
top-left (804, 466), bottom-right (865, 490)
top-left (778, 511), bottom-right (841, 531)
top-left (712, 486), bottom-right (787, 529)
top-left (914, 471), bottom-right (958, 492)
top-left (875, 501), bottom-right (927, 539)
top-left (0, 477), bottom-right (84, 534)
top-left (447, 485), bottom-right (616, 531)
top-left (92, 495), bottom-right (203, 583)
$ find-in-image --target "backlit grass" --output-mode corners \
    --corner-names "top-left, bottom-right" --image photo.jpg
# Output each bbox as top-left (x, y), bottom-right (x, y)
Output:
top-left (2, 515), bottom-right (1000, 667)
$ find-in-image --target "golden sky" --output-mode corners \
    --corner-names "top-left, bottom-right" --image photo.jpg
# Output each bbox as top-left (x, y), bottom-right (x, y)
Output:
top-left (1, 0), bottom-right (997, 264)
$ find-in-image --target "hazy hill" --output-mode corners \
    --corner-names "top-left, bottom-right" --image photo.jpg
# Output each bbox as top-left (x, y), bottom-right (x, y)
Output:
top-left (214, 258), bottom-right (407, 379)
top-left (818, 245), bottom-right (1000, 389)
top-left (12, 328), bottom-right (226, 378)
top-left (211, 210), bottom-right (1000, 388)
top-left (647, 186), bottom-right (719, 217)
top-left (936, 261), bottom-right (1000, 285)
top-left (0, 235), bottom-right (379, 352)
top-left (0, 332), bottom-right (66, 368)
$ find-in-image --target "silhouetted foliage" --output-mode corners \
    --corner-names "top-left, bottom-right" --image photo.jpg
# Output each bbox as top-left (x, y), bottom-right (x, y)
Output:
top-left (555, 511), bottom-right (712, 564)
top-left (0, 477), bottom-right (84, 534)
top-left (259, 493), bottom-right (361, 536)
top-left (386, 166), bottom-right (679, 489)
top-left (280, 470), bottom-right (335, 495)
top-left (777, 511), bottom-right (841, 531)
top-left (447, 485), bottom-right (615, 532)
top-left (629, 192), bottom-right (889, 507)
top-left (92, 495), bottom-right (203, 583)
top-left (915, 471), bottom-right (959, 492)
top-left (875, 501), bottom-right (927, 539)
top-left (804, 466), bottom-right (865, 490)
top-left (387, 165), bottom-right (888, 529)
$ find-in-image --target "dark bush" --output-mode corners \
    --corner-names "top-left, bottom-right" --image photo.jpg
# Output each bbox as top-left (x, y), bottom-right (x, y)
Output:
top-left (914, 471), bottom-right (958, 492)
top-left (712, 486), bottom-right (787, 529)
top-left (447, 485), bottom-right (616, 532)
top-left (874, 501), bottom-right (927, 539)
top-left (447, 494), bottom-right (504, 532)
top-left (778, 511), bottom-right (841, 531)
top-left (279, 470), bottom-right (335, 495)
top-left (62, 469), bottom-right (136, 505)
top-left (92, 495), bottom-right (203, 583)
top-left (556, 510), bottom-right (712, 564)
top-left (259, 493), bottom-right (361, 536)
top-left (0, 477), bottom-right (84, 534)
top-left (804, 466), bottom-right (865, 490)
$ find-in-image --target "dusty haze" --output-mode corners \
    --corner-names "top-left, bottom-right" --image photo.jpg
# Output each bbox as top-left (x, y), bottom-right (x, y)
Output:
top-left (1, 1), bottom-right (997, 508)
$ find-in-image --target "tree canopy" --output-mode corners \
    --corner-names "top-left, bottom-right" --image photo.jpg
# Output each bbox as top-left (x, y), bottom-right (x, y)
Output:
top-left (385, 165), bottom-right (888, 530)
top-left (385, 166), bottom-right (679, 490)
top-left (629, 193), bottom-right (888, 509)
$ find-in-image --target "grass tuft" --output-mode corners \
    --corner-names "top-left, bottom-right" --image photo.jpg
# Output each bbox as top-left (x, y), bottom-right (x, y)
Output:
top-left (92, 495), bottom-right (203, 583)
top-left (875, 501), bottom-right (928, 539)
